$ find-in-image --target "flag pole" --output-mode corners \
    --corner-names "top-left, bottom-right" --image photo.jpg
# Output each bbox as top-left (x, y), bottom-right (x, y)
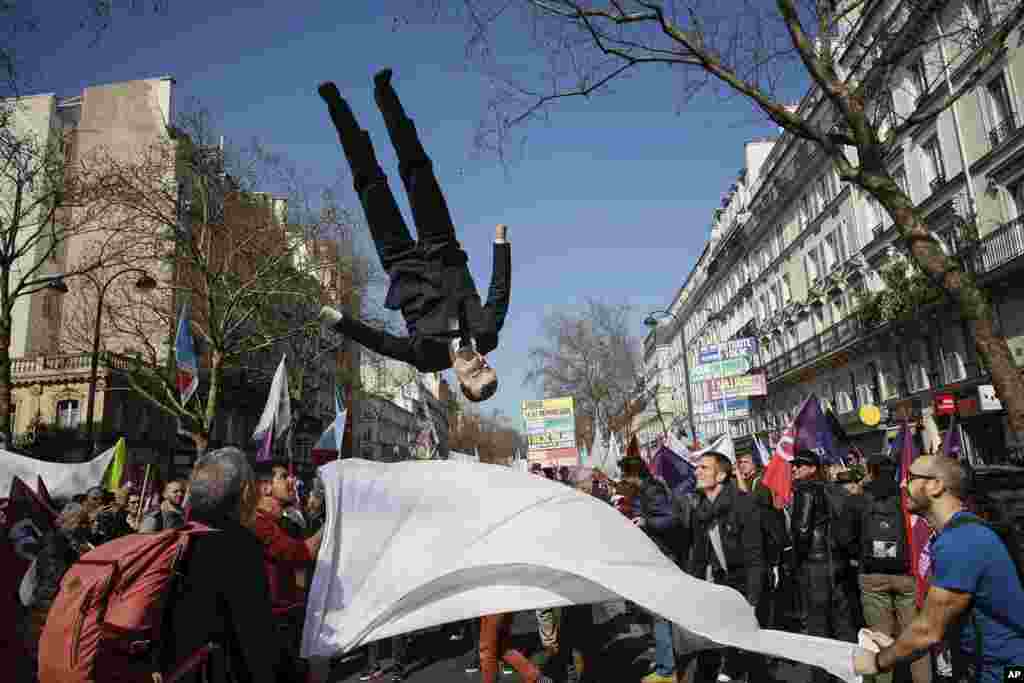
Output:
top-left (136, 463), bottom-right (152, 529)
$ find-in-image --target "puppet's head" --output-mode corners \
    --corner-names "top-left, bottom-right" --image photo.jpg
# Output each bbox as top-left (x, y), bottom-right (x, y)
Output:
top-left (452, 346), bottom-right (498, 402)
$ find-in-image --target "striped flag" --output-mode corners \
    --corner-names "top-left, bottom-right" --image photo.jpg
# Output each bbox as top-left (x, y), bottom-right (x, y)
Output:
top-left (252, 355), bottom-right (291, 462)
top-left (311, 387), bottom-right (347, 467)
top-left (174, 303), bottom-right (199, 405)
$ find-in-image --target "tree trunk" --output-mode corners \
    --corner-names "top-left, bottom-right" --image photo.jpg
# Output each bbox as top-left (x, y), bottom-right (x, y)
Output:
top-left (882, 183), bottom-right (1024, 451)
top-left (0, 313), bottom-right (12, 450)
top-left (200, 349), bottom-right (223, 455)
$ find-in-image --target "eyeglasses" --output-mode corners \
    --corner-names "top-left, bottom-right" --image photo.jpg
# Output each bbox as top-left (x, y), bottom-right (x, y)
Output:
top-left (906, 472), bottom-right (938, 483)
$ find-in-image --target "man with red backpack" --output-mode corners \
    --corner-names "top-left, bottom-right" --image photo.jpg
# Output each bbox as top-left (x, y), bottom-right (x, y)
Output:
top-left (37, 447), bottom-right (279, 683)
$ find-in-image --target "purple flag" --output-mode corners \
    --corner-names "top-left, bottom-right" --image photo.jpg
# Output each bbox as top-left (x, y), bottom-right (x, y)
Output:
top-left (793, 395), bottom-right (843, 465)
top-left (941, 417), bottom-right (962, 459)
top-left (653, 445), bottom-right (695, 495)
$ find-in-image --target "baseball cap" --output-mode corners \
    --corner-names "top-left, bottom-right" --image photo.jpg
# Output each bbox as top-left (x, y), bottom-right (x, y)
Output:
top-left (792, 450), bottom-right (821, 468)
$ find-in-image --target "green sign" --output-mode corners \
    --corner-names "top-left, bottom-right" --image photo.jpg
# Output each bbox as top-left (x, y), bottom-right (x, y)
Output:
top-left (691, 357), bottom-right (751, 382)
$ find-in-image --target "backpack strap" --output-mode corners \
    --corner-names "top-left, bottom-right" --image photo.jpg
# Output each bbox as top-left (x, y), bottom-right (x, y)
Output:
top-left (151, 524), bottom-right (215, 678)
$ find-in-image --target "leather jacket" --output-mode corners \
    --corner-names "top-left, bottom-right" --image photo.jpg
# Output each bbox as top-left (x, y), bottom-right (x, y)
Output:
top-left (790, 479), bottom-right (838, 566)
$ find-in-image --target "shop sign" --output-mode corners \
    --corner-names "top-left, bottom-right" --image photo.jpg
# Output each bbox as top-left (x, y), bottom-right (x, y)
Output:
top-left (934, 393), bottom-right (956, 416)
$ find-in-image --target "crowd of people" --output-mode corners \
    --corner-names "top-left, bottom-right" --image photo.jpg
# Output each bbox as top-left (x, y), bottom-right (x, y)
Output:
top-left (11, 443), bottom-right (1023, 683)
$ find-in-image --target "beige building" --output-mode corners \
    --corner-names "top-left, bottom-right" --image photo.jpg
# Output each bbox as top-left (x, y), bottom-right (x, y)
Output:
top-left (651, 0), bottom-right (1024, 461)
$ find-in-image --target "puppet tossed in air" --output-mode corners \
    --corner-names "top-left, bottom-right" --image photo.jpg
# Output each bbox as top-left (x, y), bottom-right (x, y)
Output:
top-left (318, 69), bottom-right (510, 402)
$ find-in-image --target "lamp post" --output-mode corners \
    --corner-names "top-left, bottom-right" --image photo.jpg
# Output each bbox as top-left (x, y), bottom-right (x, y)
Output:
top-left (643, 309), bottom-right (697, 444)
top-left (84, 268), bottom-right (158, 455)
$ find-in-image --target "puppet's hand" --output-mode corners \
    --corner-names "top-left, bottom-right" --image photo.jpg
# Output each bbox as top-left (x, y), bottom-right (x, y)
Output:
top-left (495, 224), bottom-right (508, 243)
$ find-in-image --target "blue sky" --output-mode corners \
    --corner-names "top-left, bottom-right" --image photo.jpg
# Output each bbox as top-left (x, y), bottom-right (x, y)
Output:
top-left (19, 1), bottom-right (782, 430)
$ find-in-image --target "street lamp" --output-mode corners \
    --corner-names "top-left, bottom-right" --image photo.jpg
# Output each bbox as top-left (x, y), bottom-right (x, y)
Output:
top-left (85, 268), bottom-right (158, 455)
top-left (643, 309), bottom-right (697, 443)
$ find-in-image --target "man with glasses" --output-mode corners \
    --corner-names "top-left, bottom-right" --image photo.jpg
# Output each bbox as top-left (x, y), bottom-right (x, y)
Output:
top-left (854, 456), bottom-right (1024, 683)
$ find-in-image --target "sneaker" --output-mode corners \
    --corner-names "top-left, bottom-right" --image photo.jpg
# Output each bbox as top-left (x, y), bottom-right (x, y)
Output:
top-left (450, 632), bottom-right (464, 641)
top-left (641, 673), bottom-right (677, 683)
top-left (391, 671), bottom-right (406, 682)
top-left (359, 666), bottom-right (384, 681)
top-left (501, 663), bottom-right (515, 675)
top-left (464, 662), bottom-right (480, 674)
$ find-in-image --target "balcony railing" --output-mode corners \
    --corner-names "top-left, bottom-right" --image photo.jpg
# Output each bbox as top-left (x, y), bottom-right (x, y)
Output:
top-left (765, 316), bottom-right (866, 380)
top-left (977, 217), bottom-right (1024, 273)
top-left (12, 352), bottom-right (134, 377)
top-left (988, 115), bottom-right (1020, 149)
top-left (929, 173), bottom-right (947, 194)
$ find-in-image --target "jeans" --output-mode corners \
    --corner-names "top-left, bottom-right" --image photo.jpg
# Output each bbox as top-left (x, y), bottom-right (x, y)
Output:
top-left (480, 614), bottom-right (541, 683)
top-left (860, 574), bottom-right (931, 683)
top-left (653, 615), bottom-right (676, 676)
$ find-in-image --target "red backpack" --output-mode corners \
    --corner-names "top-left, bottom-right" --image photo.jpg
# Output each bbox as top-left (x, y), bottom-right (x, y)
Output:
top-left (37, 522), bottom-right (216, 683)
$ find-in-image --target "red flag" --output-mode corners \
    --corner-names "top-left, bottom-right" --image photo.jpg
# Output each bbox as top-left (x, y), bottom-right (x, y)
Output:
top-left (762, 454), bottom-right (793, 509)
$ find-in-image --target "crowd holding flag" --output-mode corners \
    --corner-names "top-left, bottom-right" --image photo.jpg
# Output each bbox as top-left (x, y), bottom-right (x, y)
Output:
top-left (252, 355), bottom-right (292, 463)
top-left (174, 303), bottom-right (199, 405)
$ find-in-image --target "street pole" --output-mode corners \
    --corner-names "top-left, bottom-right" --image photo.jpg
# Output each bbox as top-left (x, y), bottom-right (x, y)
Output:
top-left (645, 309), bottom-right (698, 445)
top-left (84, 268), bottom-right (157, 456)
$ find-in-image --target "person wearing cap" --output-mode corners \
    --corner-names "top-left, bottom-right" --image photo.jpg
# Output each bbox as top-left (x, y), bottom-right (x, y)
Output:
top-left (789, 450), bottom-right (857, 683)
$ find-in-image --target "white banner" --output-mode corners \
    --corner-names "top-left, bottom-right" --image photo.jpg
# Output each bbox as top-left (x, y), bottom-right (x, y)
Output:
top-left (302, 460), bottom-right (861, 682)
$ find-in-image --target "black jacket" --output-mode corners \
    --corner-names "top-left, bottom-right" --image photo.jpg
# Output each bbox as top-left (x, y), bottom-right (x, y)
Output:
top-left (336, 242), bottom-right (511, 372)
top-left (635, 476), bottom-right (690, 566)
top-left (749, 477), bottom-right (790, 567)
top-left (32, 529), bottom-right (89, 607)
top-left (166, 516), bottom-right (277, 683)
top-left (690, 481), bottom-right (763, 603)
top-left (790, 479), bottom-right (854, 567)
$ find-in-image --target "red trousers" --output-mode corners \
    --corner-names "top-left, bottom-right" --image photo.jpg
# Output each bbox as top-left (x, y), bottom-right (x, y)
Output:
top-left (479, 613), bottom-right (541, 683)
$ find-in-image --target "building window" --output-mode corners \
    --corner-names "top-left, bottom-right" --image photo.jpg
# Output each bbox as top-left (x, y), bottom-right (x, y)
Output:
top-left (824, 233), bottom-right (838, 272)
top-left (56, 399), bottom-right (80, 429)
top-left (985, 74), bottom-right (1017, 147)
top-left (805, 247), bottom-right (821, 282)
top-left (894, 167), bottom-right (910, 197)
top-left (1008, 178), bottom-right (1024, 220)
top-left (921, 137), bottom-right (946, 192)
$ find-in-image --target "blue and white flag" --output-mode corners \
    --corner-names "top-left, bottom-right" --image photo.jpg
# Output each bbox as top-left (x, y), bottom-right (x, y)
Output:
top-left (174, 303), bottom-right (199, 405)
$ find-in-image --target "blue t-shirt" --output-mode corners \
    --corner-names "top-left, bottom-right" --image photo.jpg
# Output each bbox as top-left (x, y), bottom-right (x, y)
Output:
top-left (931, 512), bottom-right (1024, 682)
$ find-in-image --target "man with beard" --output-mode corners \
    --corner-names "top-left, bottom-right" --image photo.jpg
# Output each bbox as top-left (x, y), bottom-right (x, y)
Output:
top-left (855, 456), bottom-right (1024, 683)
top-left (689, 452), bottom-right (763, 683)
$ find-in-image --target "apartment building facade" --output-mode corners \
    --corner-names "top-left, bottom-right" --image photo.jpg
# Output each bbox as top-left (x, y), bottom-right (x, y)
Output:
top-left (648, 0), bottom-right (1024, 461)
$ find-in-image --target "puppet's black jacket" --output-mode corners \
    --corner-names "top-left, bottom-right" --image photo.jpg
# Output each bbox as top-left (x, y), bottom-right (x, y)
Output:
top-left (335, 241), bottom-right (511, 372)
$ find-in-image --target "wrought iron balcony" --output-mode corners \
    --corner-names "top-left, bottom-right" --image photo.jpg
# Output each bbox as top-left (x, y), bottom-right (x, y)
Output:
top-left (977, 217), bottom-right (1024, 274)
top-left (764, 316), bottom-right (866, 380)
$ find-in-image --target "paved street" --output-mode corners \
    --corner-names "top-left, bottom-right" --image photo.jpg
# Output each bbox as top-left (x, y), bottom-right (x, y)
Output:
top-left (323, 609), bottom-right (814, 683)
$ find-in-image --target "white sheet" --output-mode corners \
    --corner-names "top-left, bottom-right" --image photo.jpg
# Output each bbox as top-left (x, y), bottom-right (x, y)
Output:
top-left (302, 459), bottom-right (860, 682)
top-left (0, 446), bottom-right (116, 499)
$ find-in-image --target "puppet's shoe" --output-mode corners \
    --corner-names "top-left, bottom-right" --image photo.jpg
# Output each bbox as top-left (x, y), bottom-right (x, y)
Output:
top-left (319, 305), bottom-right (344, 330)
top-left (373, 68), bottom-right (393, 89)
